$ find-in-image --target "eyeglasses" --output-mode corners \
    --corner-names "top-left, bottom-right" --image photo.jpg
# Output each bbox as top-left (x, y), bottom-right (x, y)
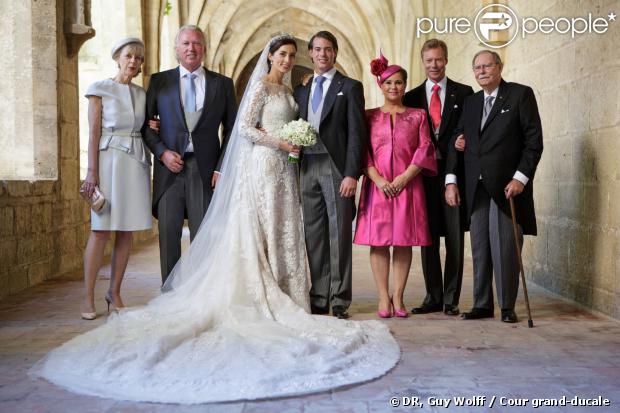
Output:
top-left (473, 63), bottom-right (497, 71)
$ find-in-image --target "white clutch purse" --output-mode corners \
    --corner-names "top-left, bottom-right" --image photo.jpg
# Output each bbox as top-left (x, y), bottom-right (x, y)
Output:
top-left (79, 184), bottom-right (106, 212)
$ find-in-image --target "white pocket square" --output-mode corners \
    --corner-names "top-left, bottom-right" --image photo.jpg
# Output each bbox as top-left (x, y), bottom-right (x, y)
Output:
top-left (337, 92), bottom-right (344, 96)
top-left (453, 104), bottom-right (459, 108)
top-left (501, 108), bottom-right (510, 113)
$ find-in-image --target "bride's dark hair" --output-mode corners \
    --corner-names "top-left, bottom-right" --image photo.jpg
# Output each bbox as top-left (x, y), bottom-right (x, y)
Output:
top-left (267, 36), bottom-right (297, 71)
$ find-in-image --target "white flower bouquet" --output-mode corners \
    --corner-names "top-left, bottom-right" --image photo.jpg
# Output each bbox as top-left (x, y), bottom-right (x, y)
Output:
top-left (278, 119), bottom-right (317, 163)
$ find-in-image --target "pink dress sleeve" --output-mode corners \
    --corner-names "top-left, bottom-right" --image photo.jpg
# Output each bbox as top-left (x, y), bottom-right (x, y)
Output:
top-left (410, 112), bottom-right (437, 177)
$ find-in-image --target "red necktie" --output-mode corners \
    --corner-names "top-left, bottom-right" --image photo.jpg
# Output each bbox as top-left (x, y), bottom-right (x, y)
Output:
top-left (429, 84), bottom-right (441, 130)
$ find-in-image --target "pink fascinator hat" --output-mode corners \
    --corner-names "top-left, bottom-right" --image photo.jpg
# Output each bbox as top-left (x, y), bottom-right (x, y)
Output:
top-left (370, 51), bottom-right (403, 86)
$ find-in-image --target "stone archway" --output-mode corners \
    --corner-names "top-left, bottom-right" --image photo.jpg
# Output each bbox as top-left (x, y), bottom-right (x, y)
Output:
top-left (144, 0), bottom-right (429, 108)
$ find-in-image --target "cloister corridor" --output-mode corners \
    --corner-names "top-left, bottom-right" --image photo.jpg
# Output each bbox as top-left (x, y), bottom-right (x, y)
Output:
top-left (1, 234), bottom-right (619, 412)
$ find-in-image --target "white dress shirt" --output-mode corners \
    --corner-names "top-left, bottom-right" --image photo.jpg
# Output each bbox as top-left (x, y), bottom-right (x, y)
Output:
top-left (445, 86), bottom-right (529, 186)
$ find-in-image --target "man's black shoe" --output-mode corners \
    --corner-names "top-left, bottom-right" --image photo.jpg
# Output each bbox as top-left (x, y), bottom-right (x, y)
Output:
top-left (411, 304), bottom-right (443, 314)
top-left (311, 305), bottom-right (329, 315)
top-left (444, 305), bottom-right (460, 316)
top-left (332, 306), bottom-right (349, 319)
top-left (501, 309), bottom-right (518, 323)
top-left (461, 308), bottom-right (494, 320)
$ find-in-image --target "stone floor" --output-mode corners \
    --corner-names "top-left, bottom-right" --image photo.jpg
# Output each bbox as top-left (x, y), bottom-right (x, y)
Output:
top-left (1, 233), bottom-right (619, 413)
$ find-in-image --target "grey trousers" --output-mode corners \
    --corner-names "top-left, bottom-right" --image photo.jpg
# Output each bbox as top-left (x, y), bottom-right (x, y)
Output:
top-left (157, 155), bottom-right (211, 283)
top-left (300, 154), bottom-right (353, 311)
top-left (470, 184), bottom-right (523, 311)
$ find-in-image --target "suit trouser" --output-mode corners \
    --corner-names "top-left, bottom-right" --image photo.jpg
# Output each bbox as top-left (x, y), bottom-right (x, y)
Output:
top-left (470, 184), bottom-right (522, 311)
top-left (157, 155), bottom-right (211, 283)
top-left (300, 154), bottom-right (353, 311)
top-left (420, 166), bottom-right (464, 307)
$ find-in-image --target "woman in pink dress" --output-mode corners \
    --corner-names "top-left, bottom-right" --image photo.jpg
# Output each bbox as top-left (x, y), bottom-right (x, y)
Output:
top-left (354, 53), bottom-right (437, 318)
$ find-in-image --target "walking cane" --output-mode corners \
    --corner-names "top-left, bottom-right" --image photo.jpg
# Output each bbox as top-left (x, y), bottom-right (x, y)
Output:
top-left (509, 197), bottom-right (534, 328)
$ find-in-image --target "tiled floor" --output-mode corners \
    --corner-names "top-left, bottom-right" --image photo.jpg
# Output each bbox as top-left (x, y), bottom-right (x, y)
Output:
top-left (1, 234), bottom-right (619, 412)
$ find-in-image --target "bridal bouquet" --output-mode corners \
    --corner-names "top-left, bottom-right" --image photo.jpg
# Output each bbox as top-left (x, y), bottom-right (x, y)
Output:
top-left (278, 119), bottom-right (317, 163)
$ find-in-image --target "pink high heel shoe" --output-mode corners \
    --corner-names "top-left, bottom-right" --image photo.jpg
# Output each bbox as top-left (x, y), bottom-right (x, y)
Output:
top-left (377, 297), bottom-right (393, 318)
top-left (392, 297), bottom-right (409, 318)
top-left (377, 308), bottom-right (392, 318)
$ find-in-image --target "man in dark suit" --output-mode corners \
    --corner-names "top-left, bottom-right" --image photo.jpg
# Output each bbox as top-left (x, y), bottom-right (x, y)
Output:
top-left (143, 25), bottom-right (236, 283)
top-left (403, 39), bottom-right (473, 316)
top-left (294, 31), bottom-right (366, 319)
top-left (445, 50), bottom-right (543, 323)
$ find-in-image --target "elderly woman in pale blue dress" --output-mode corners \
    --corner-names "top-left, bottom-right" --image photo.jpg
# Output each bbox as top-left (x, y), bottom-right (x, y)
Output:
top-left (80, 38), bottom-right (151, 320)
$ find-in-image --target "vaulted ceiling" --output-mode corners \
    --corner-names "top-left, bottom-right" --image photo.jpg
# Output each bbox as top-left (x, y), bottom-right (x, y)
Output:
top-left (141, 0), bottom-right (430, 104)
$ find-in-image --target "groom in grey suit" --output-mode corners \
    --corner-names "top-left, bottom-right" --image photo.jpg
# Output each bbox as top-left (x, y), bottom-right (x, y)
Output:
top-left (294, 31), bottom-right (367, 319)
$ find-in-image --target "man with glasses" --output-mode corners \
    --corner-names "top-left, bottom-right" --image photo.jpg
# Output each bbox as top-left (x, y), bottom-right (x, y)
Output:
top-left (444, 50), bottom-right (543, 323)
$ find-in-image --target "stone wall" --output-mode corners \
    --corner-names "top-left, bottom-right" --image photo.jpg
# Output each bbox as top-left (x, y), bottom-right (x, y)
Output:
top-left (0, 0), bottom-right (58, 180)
top-left (504, 0), bottom-right (619, 319)
top-left (0, 0), bottom-right (156, 300)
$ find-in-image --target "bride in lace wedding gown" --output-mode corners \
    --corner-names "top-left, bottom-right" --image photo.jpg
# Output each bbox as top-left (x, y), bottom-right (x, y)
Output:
top-left (31, 35), bottom-right (399, 404)
top-left (240, 76), bottom-right (311, 310)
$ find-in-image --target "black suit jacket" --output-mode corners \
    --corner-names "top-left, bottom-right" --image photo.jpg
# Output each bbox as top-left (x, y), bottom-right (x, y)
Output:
top-left (446, 79), bottom-right (543, 235)
top-left (403, 78), bottom-right (474, 234)
top-left (142, 67), bottom-right (237, 217)
top-left (293, 71), bottom-right (367, 179)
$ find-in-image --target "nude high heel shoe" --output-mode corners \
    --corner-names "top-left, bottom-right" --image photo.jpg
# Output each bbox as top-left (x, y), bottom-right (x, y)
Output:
top-left (105, 293), bottom-right (113, 313)
top-left (81, 311), bottom-right (97, 320)
top-left (105, 292), bottom-right (125, 313)
top-left (81, 301), bottom-right (97, 320)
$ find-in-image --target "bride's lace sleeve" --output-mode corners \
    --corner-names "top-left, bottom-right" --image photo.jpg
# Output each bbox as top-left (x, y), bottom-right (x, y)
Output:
top-left (239, 81), bottom-right (281, 149)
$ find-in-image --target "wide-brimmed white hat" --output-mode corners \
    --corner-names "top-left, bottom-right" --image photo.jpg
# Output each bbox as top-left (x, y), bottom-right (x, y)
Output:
top-left (110, 37), bottom-right (145, 59)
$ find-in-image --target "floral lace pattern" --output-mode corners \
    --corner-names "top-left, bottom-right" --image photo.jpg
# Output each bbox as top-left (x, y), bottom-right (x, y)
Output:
top-left (240, 79), bottom-right (310, 311)
top-left (239, 79), bottom-right (298, 148)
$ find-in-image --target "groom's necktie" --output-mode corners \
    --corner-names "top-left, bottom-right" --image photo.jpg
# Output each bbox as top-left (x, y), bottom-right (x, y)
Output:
top-left (184, 73), bottom-right (197, 113)
top-left (311, 75), bottom-right (326, 113)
